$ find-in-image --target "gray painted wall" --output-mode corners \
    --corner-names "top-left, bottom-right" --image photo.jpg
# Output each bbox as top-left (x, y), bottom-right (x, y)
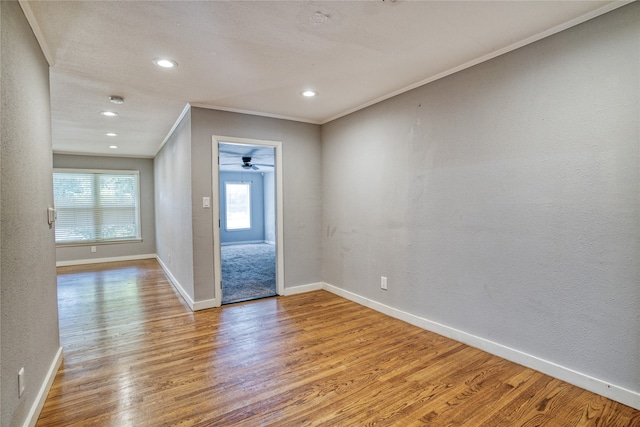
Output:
top-left (322, 3), bottom-right (639, 396)
top-left (219, 171), bottom-right (265, 244)
top-left (191, 107), bottom-right (322, 301)
top-left (154, 110), bottom-right (195, 301)
top-left (1, 1), bottom-right (61, 425)
top-left (53, 154), bottom-right (156, 263)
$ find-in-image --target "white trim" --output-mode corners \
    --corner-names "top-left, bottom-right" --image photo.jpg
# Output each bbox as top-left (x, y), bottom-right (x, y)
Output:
top-left (53, 168), bottom-right (140, 175)
top-left (156, 257), bottom-right (218, 311)
top-left (52, 150), bottom-right (154, 159)
top-left (20, 1), bottom-right (629, 132)
top-left (320, 1), bottom-right (634, 125)
top-left (321, 282), bottom-right (640, 411)
top-left (283, 282), bottom-right (324, 296)
top-left (23, 347), bottom-right (63, 427)
top-left (155, 256), bottom-right (196, 311)
top-left (53, 169), bottom-right (142, 245)
top-left (56, 253), bottom-right (156, 267)
top-left (221, 240), bottom-right (269, 246)
top-left (273, 143), bottom-right (285, 297)
top-left (56, 239), bottom-right (143, 249)
top-left (212, 143), bottom-right (223, 308)
top-left (18, 0), bottom-right (54, 66)
top-left (187, 0), bottom-right (631, 129)
top-left (155, 104), bottom-right (191, 156)
top-left (193, 299), bottom-right (218, 311)
top-left (157, 255), bottom-right (217, 311)
top-left (191, 103), bottom-right (321, 125)
top-left (212, 136), bottom-right (285, 305)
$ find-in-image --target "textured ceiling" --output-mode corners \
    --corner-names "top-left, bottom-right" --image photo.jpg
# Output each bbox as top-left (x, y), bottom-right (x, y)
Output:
top-left (20, 0), bottom-right (627, 158)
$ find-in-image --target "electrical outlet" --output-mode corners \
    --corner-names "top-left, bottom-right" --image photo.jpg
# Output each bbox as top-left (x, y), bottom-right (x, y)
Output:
top-left (381, 276), bottom-right (388, 290)
top-left (91, 246), bottom-right (97, 253)
top-left (18, 367), bottom-right (25, 397)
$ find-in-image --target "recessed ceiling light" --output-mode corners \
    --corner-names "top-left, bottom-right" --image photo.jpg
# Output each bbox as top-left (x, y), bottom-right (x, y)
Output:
top-left (105, 133), bottom-right (117, 137)
top-left (302, 90), bottom-right (317, 97)
top-left (153, 58), bottom-right (178, 68)
top-left (109, 145), bottom-right (118, 149)
top-left (100, 111), bottom-right (118, 117)
top-left (109, 96), bottom-right (125, 104)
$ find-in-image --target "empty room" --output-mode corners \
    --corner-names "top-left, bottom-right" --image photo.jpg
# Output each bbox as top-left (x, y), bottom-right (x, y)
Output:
top-left (1, 1), bottom-right (639, 426)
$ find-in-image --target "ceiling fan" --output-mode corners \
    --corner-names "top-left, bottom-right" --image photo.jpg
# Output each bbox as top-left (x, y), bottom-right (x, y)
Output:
top-left (220, 156), bottom-right (273, 171)
top-left (241, 157), bottom-right (259, 170)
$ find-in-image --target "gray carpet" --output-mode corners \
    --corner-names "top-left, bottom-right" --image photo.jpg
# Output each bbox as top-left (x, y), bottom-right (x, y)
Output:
top-left (221, 243), bottom-right (276, 304)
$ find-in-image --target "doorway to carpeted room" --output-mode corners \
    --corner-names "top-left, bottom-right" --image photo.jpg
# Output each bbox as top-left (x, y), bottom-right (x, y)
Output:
top-left (216, 138), bottom-right (281, 305)
top-left (221, 243), bottom-right (276, 304)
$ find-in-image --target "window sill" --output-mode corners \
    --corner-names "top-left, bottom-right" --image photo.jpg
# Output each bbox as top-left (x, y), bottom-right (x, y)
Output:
top-left (56, 239), bottom-right (143, 248)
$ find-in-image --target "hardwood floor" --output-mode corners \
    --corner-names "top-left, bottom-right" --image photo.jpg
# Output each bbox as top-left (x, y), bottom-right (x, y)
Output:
top-left (37, 260), bottom-right (639, 426)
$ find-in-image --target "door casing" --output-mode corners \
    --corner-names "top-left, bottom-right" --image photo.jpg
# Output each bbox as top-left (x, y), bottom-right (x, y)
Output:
top-left (211, 135), bottom-right (284, 306)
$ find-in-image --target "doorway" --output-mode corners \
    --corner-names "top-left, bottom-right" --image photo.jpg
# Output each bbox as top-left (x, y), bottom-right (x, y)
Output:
top-left (212, 136), bottom-right (284, 305)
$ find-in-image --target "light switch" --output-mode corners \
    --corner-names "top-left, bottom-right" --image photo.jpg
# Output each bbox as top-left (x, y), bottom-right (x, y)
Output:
top-left (202, 197), bottom-right (210, 208)
top-left (47, 207), bottom-right (57, 225)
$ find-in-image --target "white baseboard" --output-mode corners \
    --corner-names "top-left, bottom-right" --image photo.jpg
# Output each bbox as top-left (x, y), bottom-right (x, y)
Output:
top-left (193, 299), bottom-right (218, 311)
top-left (322, 282), bottom-right (640, 411)
top-left (155, 257), bottom-right (220, 311)
top-left (24, 346), bottom-right (63, 427)
top-left (56, 253), bottom-right (156, 267)
top-left (283, 282), bottom-right (324, 296)
top-left (155, 256), bottom-right (196, 311)
top-left (221, 240), bottom-right (269, 246)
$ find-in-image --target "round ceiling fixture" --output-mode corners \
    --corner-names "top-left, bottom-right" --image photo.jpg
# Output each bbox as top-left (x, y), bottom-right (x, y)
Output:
top-left (105, 132), bottom-right (117, 137)
top-left (302, 90), bottom-right (317, 97)
top-left (100, 111), bottom-right (118, 117)
top-left (109, 96), bottom-right (124, 104)
top-left (109, 145), bottom-right (118, 149)
top-left (153, 58), bottom-right (178, 68)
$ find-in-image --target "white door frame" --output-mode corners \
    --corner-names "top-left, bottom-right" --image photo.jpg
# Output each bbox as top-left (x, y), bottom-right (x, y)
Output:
top-left (211, 135), bottom-right (284, 305)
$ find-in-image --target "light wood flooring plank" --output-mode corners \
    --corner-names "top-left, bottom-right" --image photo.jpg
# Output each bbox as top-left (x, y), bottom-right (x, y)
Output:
top-left (36, 260), bottom-right (640, 426)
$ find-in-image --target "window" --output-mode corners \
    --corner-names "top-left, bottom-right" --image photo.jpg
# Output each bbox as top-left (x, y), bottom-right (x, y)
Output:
top-left (53, 169), bottom-right (141, 245)
top-left (225, 182), bottom-right (251, 230)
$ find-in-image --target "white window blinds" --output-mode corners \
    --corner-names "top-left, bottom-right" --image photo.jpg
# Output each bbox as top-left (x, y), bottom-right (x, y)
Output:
top-left (53, 170), bottom-right (141, 244)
